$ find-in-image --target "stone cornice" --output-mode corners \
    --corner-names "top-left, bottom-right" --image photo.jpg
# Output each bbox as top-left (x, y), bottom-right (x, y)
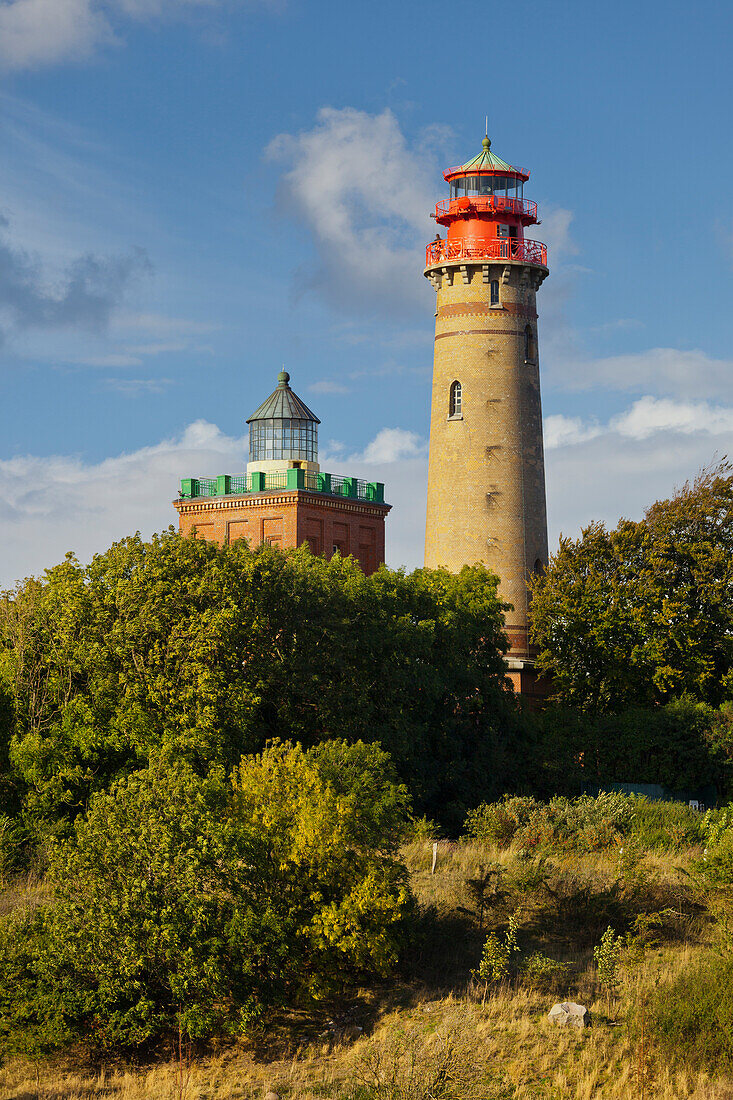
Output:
top-left (173, 490), bottom-right (391, 518)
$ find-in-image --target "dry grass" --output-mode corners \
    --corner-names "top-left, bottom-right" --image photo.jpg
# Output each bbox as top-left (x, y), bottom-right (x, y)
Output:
top-left (0, 841), bottom-right (728, 1100)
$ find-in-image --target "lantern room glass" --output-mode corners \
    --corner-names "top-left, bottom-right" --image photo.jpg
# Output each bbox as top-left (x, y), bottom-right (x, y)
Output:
top-left (249, 417), bottom-right (318, 463)
top-left (449, 175), bottom-right (523, 200)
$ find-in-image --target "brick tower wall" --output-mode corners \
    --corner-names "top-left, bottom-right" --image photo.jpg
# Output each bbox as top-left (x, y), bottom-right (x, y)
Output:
top-left (424, 261), bottom-right (548, 657)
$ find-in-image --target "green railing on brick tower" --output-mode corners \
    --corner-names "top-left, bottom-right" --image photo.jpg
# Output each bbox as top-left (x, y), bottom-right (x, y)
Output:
top-left (179, 469), bottom-right (386, 503)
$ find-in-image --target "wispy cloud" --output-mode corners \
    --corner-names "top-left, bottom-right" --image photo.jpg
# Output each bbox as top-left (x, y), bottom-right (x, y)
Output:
top-left (267, 107), bottom-right (442, 317)
top-left (0, 212), bottom-right (151, 346)
top-left (546, 346), bottom-right (733, 400)
top-left (103, 376), bottom-right (173, 394)
top-left (0, 0), bottom-right (278, 71)
top-left (2, 394), bottom-right (732, 588)
top-left (309, 379), bottom-right (350, 395)
top-left (546, 396), bottom-right (733, 450)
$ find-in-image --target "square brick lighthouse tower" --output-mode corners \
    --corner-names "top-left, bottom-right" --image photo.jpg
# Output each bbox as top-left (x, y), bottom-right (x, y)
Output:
top-left (423, 135), bottom-right (549, 696)
top-left (174, 371), bottom-right (391, 575)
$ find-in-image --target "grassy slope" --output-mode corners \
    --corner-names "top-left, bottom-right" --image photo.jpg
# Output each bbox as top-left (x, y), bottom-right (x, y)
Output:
top-left (1, 841), bottom-right (731, 1100)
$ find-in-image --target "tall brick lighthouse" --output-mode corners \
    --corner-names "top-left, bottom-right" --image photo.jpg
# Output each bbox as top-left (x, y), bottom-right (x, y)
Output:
top-left (423, 134), bottom-right (549, 694)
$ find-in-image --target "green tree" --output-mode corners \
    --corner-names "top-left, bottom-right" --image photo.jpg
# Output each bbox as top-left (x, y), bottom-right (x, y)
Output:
top-left (0, 739), bottom-right (411, 1052)
top-left (1, 533), bottom-right (513, 832)
top-left (530, 464), bottom-right (733, 712)
top-left (532, 698), bottom-right (728, 796)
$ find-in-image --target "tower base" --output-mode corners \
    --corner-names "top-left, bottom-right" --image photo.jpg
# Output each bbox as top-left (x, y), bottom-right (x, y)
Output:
top-left (505, 657), bottom-right (551, 707)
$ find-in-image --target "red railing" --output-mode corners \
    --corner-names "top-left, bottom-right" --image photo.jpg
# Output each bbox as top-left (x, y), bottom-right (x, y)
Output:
top-left (425, 237), bottom-right (548, 268)
top-left (434, 196), bottom-right (537, 221)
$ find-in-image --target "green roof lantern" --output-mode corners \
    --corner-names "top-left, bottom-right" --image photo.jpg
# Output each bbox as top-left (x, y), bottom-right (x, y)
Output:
top-left (246, 370), bottom-right (320, 425)
top-left (443, 133), bottom-right (530, 183)
top-left (460, 139), bottom-right (516, 175)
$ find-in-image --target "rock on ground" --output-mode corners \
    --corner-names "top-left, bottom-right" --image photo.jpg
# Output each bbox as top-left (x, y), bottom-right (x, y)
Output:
top-left (548, 1001), bottom-right (589, 1029)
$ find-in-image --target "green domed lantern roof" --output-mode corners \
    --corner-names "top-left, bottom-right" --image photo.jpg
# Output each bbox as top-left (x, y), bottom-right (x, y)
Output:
top-left (246, 370), bottom-right (320, 425)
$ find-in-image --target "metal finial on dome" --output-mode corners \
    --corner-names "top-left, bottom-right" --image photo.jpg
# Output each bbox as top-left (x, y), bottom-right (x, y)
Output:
top-left (482, 134), bottom-right (491, 151)
top-left (277, 369), bottom-right (290, 387)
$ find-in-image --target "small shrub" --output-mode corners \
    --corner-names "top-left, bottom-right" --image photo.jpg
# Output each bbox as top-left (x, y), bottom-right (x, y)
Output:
top-left (474, 914), bottom-right (520, 983)
top-left (405, 815), bottom-right (442, 842)
top-left (697, 828), bottom-right (733, 885)
top-left (464, 796), bottom-right (538, 847)
top-left (647, 951), bottom-right (733, 1073)
top-left (702, 804), bottom-right (733, 845)
top-left (593, 926), bottom-right (623, 997)
top-left (517, 952), bottom-right (569, 992)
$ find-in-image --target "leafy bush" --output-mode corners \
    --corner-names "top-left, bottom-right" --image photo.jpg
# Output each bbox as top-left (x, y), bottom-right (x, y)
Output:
top-left (702, 803), bottom-right (733, 846)
top-left (516, 952), bottom-right (569, 992)
top-left (474, 915), bottom-right (520, 983)
top-left (593, 926), bottom-right (623, 996)
top-left (647, 952), bottom-right (733, 1072)
top-left (627, 796), bottom-right (704, 849)
top-left (465, 792), bottom-right (633, 852)
top-left (0, 739), bottom-right (411, 1053)
top-left (464, 796), bottom-right (537, 847)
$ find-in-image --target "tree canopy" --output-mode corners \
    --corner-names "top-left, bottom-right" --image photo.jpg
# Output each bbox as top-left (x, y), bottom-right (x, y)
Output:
top-left (530, 464), bottom-right (733, 713)
top-left (0, 532), bottom-right (516, 831)
top-left (0, 739), bottom-right (411, 1052)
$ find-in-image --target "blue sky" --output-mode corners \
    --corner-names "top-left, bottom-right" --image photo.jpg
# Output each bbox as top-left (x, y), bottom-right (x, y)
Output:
top-left (1, 0), bottom-right (732, 584)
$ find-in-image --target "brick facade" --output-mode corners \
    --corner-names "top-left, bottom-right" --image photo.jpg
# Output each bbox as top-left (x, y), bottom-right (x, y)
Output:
top-left (424, 260), bottom-right (549, 661)
top-left (174, 490), bottom-right (390, 576)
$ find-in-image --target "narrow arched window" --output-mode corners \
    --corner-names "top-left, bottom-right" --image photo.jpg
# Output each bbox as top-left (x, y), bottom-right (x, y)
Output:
top-left (490, 279), bottom-right (499, 305)
top-left (449, 380), bottom-right (462, 418)
top-left (524, 325), bottom-right (535, 361)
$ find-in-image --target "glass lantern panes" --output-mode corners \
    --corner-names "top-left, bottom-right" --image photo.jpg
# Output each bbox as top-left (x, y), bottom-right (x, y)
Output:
top-left (249, 418), bottom-right (318, 463)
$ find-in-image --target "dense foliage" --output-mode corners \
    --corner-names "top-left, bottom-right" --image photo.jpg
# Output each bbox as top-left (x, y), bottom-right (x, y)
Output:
top-left (0, 533), bottom-right (516, 832)
top-left (530, 464), bottom-right (733, 712)
top-left (533, 697), bottom-right (733, 799)
top-left (0, 739), bottom-right (411, 1052)
top-left (464, 791), bottom-right (706, 852)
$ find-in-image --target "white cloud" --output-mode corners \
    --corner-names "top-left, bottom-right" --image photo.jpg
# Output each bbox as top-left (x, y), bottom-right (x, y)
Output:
top-left (612, 396), bottom-right (733, 440)
top-left (0, 0), bottom-right (274, 71)
top-left (538, 207), bottom-right (578, 264)
top-left (103, 376), bottom-right (172, 394)
top-left (0, 420), bottom-right (245, 588)
top-left (346, 427), bottom-right (426, 464)
top-left (0, 0), bottom-right (113, 70)
top-left (544, 414), bottom-right (602, 450)
top-left (547, 346), bottom-right (733, 401)
top-left (4, 396), bottom-right (731, 590)
top-left (545, 432), bottom-right (732, 546)
top-left (0, 212), bottom-right (150, 344)
top-left (309, 380), bottom-right (350, 395)
top-left (0, 421), bottom-right (429, 587)
top-left (267, 107), bottom-right (439, 316)
top-left (545, 397), bottom-right (733, 449)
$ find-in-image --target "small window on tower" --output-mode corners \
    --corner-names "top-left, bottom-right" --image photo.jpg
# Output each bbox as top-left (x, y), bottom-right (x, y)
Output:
top-left (496, 223), bottom-right (509, 238)
top-left (449, 380), bottom-right (462, 418)
top-left (525, 325), bottom-right (536, 362)
top-left (490, 280), bottom-right (500, 305)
